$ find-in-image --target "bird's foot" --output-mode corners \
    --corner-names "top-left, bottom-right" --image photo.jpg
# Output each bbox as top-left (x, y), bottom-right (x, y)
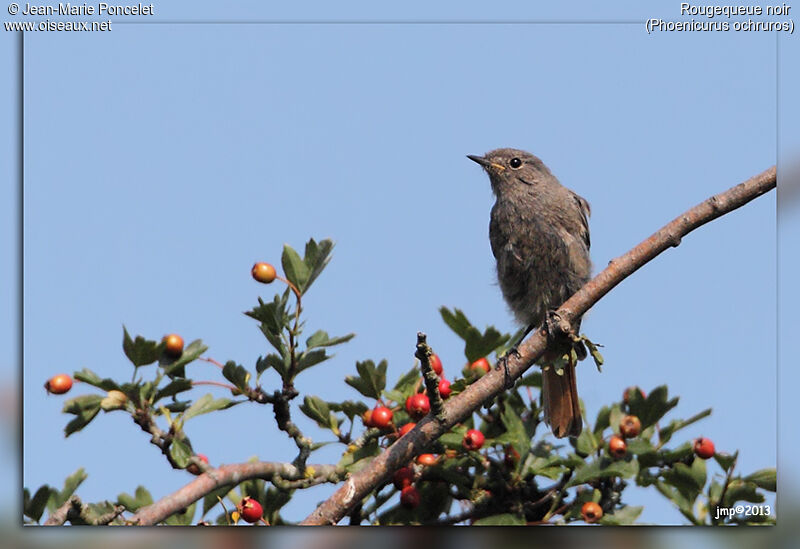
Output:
top-left (496, 347), bottom-right (521, 389)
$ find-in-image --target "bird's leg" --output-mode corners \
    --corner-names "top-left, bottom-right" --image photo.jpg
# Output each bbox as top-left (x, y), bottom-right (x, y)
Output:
top-left (496, 323), bottom-right (536, 389)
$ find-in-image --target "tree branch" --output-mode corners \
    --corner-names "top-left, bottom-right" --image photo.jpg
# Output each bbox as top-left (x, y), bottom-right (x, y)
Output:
top-left (300, 165), bottom-right (776, 525)
top-left (129, 461), bottom-right (345, 525)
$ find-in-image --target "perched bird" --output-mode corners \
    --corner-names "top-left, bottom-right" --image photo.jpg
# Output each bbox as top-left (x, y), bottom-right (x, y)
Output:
top-left (468, 148), bottom-right (592, 438)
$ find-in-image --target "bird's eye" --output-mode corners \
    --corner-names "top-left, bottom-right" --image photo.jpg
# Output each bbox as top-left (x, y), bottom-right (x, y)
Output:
top-left (509, 157), bottom-right (522, 169)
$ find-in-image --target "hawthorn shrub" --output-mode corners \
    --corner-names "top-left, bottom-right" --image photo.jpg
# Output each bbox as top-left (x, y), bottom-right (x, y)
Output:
top-left (24, 238), bottom-right (775, 526)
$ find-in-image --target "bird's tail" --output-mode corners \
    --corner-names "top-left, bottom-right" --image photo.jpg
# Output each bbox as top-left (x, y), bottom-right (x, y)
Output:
top-left (542, 360), bottom-right (582, 438)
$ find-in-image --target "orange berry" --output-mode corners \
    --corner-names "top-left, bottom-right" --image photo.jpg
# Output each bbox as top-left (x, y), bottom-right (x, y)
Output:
top-left (398, 422), bottom-right (416, 437)
top-left (608, 435), bottom-right (627, 458)
top-left (581, 501), bottom-right (603, 523)
top-left (429, 354), bottom-right (443, 376)
top-left (163, 334), bottom-right (184, 358)
top-left (619, 415), bottom-right (642, 438)
top-left (694, 437), bottom-right (715, 459)
top-left (251, 262), bottom-right (277, 284)
top-left (416, 453), bottom-right (438, 466)
top-left (45, 374), bottom-right (73, 395)
top-left (470, 357), bottom-right (490, 374)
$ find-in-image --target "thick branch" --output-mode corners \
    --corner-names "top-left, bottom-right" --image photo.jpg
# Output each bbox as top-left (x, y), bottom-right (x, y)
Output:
top-left (300, 166), bottom-right (776, 525)
top-left (129, 461), bottom-right (345, 525)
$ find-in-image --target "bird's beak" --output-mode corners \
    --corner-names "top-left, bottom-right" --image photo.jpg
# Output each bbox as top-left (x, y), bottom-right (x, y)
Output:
top-left (467, 154), bottom-right (490, 167)
top-left (467, 154), bottom-right (505, 172)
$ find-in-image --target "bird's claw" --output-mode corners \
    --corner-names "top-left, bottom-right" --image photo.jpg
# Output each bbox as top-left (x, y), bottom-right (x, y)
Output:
top-left (496, 347), bottom-right (521, 389)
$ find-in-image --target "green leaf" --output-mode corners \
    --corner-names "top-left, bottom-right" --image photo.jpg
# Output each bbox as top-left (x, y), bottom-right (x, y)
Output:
top-left (73, 368), bottom-right (119, 391)
top-left (62, 395), bottom-right (104, 437)
top-left (49, 468), bottom-right (88, 511)
top-left (575, 428), bottom-right (598, 456)
top-left (299, 396), bottom-right (334, 429)
top-left (525, 455), bottom-right (566, 480)
top-left (303, 238), bottom-right (334, 293)
top-left (584, 337), bottom-right (604, 371)
top-left (660, 441), bottom-right (694, 464)
top-left (222, 361), bottom-right (250, 392)
top-left (658, 408), bottom-right (712, 445)
top-left (170, 438), bottom-right (193, 468)
top-left (567, 458), bottom-right (639, 488)
top-left (474, 513), bottom-right (526, 525)
top-left (722, 479), bottom-right (765, 507)
top-left (306, 330), bottom-right (355, 349)
top-left (662, 461), bottom-right (705, 502)
top-left (500, 406), bottom-right (530, 463)
top-left (341, 439), bottom-right (380, 472)
top-left (297, 349), bottom-right (330, 372)
top-left (744, 468), bottom-right (776, 492)
top-left (714, 451), bottom-right (738, 473)
top-left (122, 326), bottom-right (161, 367)
top-left (328, 400), bottom-right (368, 421)
top-left (344, 360), bottom-right (387, 400)
top-left (629, 385), bottom-right (679, 429)
top-left (154, 378), bottom-right (193, 401)
top-left (256, 353), bottom-right (288, 378)
top-left (439, 307), bottom-right (510, 362)
top-left (183, 394), bottom-right (237, 421)
top-left (517, 371), bottom-right (542, 388)
top-left (281, 244), bottom-right (310, 293)
top-left (161, 339), bottom-right (208, 377)
top-left (164, 502), bottom-right (197, 525)
top-left (117, 486), bottom-right (153, 512)
top-left (202, 485), bottom-right (233, 517)
top-left (393, 365), bottom-right (420, 394)
top-left (600, 505), bottom-right (643, 525)
top-left (24, 485), bottom-right (54, 522)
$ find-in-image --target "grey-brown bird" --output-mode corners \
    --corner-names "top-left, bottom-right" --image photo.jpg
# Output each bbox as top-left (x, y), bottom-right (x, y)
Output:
top-left (468, 148), bottom-right (592, 438)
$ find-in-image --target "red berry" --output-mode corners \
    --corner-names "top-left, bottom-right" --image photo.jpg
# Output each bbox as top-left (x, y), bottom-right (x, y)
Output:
top-left (393, 467), bottom-right (414, 490)
top-left (438, 379), bottom-right (452, 399)
top-left (694, 437), bottom-right (715, 459)
top-left (398, 422), bottom-right (416, 437)
top-left (581, 501), bottom-right (603, 523)
top-left (400, 486), bottom-right (420, 509)
top-left (187, 453), bottom-right (209, 475)
top-left (45, 374), bottom-right (73, 395)
top-left (608, 435), bottom-right (627, 458)
top-left (251, 262), bottom-right (277, 284)
top-left (361, 409), bottom-right (374, 427)
top-left (462, 429), bottom-right (485, 451)
top-left (470, 357), bottom-right (490, 374)
top-left (405, 393), bottom-right (431, 420)
top-left (163, 334), bottom-right (184, 358)
top-left (429, 354), bottom-right (443, 376)
top-left (239, 496), bottom-right (263, 524)
top-left (619, 415), bottom-right (642, 438)
top-left (623, 386), bottom-right (645, 404)
top-left (371, 406), bottom-right (393, 429)
top-left (416, 453), bottom-right (438, 466)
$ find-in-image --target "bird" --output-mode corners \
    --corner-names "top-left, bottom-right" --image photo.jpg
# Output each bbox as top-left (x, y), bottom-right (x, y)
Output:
top-left (467, 148), bottom-right (592, 438)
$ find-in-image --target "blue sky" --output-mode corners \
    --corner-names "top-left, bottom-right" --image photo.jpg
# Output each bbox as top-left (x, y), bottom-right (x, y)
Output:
top-left (3, 1), bottom-right (797, 526)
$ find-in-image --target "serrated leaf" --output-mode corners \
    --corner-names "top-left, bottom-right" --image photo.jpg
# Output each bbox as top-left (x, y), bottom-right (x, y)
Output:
top-left (73, 368), bottom-right (119, 391)
top-left (282, 244), bottom-right (310, 293)
top-left (24, 485), bottom-right (53, 522)
top-left (297, 349), bottom-right (329, 372)
top-left (344, 360), bottom-right (387, 399)
top-left (662, 462), bottom-right (705, 502)
top-left (306, 330), bottom-right (355, 349)
top-left (170, 438), bottom-right (192, 468)
top-left (722, 479), bottom-right (765, 507)
top-left (328, 400), bottom-right (368, 421)
top-left (303, 238), bottom-right (334, 293)
top-left (299, 396), bottom-right (333, 429)
top-left (714, 451), bottom-right (738, 473)
top-left (629, 385), bottom-right (679, 429)
top-left (122, 326), bottom-right (161, 367)
top-left (49, 468), bottom-right (88, 511)
top-left (393, 365), bottom-right (420, 394)
top-left (256, 353), bottom-right (288, 377)
top-left (501, 406), bottom-right (530, 463)
top-left (154, 378), bottom-right (193, 401)
top-left (439, 307), bottom-right (510, 362)
top-left (575, 428), bottom-right (598, 456)
top-left (473, 513), bottom-right (526, 525)
top-left (744, 468), bottom-right (776, 492)
top-left (222, 361), bottom-right (250, 392)
top-left (659, 408), bottom-right (712, 445)
top-left (161, 339), bottom-right (208, 377)
top-left (62, 395), bottom-right (103, 437)
top-left (439, 306), bottom-right (473, 340)
top-left (567, 458), bottom-right (639, 488)
top-left (600, 505), bottom-right (643, 525)
top-left (183, 394), bottom-right (237, 421)
top-left (164, 502), bottom-right (197, 525)
top-left (117, 485), bottom-right (153, 512)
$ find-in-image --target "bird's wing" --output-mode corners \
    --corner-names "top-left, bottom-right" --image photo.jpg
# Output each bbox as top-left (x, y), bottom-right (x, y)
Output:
top-left (570, 191), bottom-right (591, 250)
